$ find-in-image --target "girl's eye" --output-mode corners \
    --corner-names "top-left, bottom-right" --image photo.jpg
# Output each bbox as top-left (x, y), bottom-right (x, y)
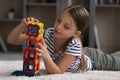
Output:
top-left (64, 25), bottom-right (70, 29)
top-left (57, 18), bottom-right (61, 23)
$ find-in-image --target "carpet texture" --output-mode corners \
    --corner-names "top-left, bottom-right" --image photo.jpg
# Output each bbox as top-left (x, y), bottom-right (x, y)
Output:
top-left (0, 60), bottom-right (120, 80)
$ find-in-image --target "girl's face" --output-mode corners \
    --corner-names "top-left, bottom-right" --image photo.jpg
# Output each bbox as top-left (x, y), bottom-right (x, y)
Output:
top-left (54, 10), bottom-right (80, 40)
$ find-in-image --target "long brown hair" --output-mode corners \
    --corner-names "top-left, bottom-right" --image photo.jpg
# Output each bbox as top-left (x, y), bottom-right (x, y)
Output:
top-left (64, 5), bottom-right (89, 72)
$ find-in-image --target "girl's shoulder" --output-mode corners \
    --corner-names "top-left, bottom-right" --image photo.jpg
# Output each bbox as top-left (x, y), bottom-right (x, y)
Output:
top-left (46, 27), bottom-right (54, 33)
top-left (65, 38), bottom-right (82, 56)
top-left (44, 27), bottom-right (54, 37)
top-left (68, 38), bottom-right (81, 47)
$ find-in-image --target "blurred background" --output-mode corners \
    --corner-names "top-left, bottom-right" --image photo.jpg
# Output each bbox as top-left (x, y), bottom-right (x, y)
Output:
top-left (0, 0), bottom-right (120, 60)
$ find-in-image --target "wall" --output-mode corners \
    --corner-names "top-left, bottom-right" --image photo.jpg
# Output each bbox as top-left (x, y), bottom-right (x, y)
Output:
top-left (96, 7), bottom-right (120, 53)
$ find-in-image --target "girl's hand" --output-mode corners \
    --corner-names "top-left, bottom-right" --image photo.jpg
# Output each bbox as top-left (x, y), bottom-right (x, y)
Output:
top-left (36, 39), bottom-right (50, 59)
top-left (19, 17), bottom-right (39, 28)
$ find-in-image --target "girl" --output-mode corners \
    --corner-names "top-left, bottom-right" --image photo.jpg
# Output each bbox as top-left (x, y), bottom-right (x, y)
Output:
top-left (7, 5), bottom-right (120, 74)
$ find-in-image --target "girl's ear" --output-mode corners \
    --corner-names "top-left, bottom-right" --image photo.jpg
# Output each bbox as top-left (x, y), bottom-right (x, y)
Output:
top-left (74, 31), bottom-right (81, 37)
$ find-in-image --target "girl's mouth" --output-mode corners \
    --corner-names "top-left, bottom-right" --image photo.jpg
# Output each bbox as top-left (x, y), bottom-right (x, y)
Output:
top-left (54, 29), bottom-right (62, 34)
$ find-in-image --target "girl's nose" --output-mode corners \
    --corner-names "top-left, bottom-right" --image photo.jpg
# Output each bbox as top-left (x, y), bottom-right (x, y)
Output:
top-left (56, 24), bottom-right (62, 31)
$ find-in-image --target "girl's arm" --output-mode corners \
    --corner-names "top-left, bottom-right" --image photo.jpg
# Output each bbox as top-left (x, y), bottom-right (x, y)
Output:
top-left (36, 41), bottom-right (76, 74)
top-left (44, 54), bottom-right (76, 74)
top-left (7, 17), bottom-right (39, 45)
top-left (7, 22), bottom-right (26, 45)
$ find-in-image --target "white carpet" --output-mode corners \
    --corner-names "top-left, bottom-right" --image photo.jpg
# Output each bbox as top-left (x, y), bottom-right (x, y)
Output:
top-left (0, 60), bottom-right (120, 80)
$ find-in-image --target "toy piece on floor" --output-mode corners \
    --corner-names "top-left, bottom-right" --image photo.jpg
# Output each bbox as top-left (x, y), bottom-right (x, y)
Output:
top-left (11, 21), bottom-right (44, 76)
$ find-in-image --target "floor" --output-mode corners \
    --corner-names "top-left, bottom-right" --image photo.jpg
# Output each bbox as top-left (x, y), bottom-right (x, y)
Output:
top-left (0, 51), bottom-right (23, 60)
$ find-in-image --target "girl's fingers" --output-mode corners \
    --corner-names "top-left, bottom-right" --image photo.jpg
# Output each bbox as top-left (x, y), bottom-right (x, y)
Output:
top-left (42, 38), bottom-right (46, 47)
top-left (36, 48), bottom-right (42, 56)
top-left (36, 48), bottom-right (42, 53)
top-left (22, 17), bottom-right (39, 28)
top-left (34, 18), bottom-right (39, 22)
top-left (36, 52), bottom-right (42, 56)
top-left (25, 17), bottom-right (39, 22)
top-left (38, 42), bottom-right (43, 49)
top-left (23, 18), bottom-right (27, 25)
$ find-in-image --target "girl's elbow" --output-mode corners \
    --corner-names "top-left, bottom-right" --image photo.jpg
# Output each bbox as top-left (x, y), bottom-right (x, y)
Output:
top-left (56, 69), bottom-right (65, 74)
top-left (47, 70), bottom-right (65, 74)
top-left (56, 71), bottom-right (64, 74)
top-left (7, 37), bottom-right (13, 44)
top-left (7, 37), bottom-right (16, 45)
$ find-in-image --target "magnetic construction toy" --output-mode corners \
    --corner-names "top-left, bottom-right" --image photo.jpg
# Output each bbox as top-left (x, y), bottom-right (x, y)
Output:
top-left (11, 21), bottom-right (44, 76)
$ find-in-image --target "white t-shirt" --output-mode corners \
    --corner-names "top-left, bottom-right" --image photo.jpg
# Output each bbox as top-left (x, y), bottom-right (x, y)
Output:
top-left (44, 28), bottom-right (92, 72)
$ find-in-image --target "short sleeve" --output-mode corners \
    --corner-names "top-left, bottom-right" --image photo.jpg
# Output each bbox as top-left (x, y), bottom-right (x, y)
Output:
top-left (43, 28), bottom-right (54, 39)
top-left (64, 38), bottom-right (82, 56)
top-left (43, 29), bottom-right (48, 39)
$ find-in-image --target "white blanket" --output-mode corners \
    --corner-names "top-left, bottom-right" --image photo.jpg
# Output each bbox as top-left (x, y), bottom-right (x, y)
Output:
top-left (0, 60), bottom-right (120, 80)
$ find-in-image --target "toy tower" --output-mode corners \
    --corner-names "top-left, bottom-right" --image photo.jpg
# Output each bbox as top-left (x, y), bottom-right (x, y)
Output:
top-left (23, 21), bottom-right (44, 76)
